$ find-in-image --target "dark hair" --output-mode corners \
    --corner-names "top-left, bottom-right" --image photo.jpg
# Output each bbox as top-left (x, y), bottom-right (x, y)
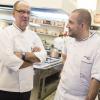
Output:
top-left (72, 9), bottom-right (91, 29)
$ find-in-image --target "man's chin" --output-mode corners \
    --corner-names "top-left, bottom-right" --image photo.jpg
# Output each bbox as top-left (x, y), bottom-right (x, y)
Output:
top-left (23, 21), bottom-right (28, 25)
top-left (67, 33), bottom-right (72, 37)
top-left (68, 34), bottom-right (75, 38)
top-left (22, 24), bottom-right (28, 28)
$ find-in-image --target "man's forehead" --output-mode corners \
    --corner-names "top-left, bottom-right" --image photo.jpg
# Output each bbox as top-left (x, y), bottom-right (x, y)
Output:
top-left (69, 12), bottom-right (79, 19)
top-left (16, 1), bottom-right (31, 10)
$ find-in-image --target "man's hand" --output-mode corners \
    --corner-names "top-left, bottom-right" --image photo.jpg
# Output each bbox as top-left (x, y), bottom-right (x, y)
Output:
top-left (20, 61), bottom-right (33, 69)
top-left (61, 53), bottom-right (67, 64)
top-left (85, 78), bottom-right (100, 100)
top-left (25, 52), bottom-right (40, 63)
top-left (31, 47), bottom-right (41, 52)
top-left (14, 52), bottom-right (22, 58)
top-left (14, 52), bottom-right (33, 69)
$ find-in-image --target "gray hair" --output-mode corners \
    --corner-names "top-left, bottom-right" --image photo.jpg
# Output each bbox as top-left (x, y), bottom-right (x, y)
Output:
top-left (13, 0), bottom-right (20, 11)
top-left (13, 0), bottom-right (30, 11)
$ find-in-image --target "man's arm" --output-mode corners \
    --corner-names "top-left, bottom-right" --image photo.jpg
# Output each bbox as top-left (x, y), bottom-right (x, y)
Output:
top-left (24, 47), bottom-right (41, 63)
top-left (14, 47), bottom-right (41, 69)
top-left (86, 78), bottom-right (100, 100)
top-left (24, 52), bottom-right (40, 63)
top-left (19, 61), bottom-right (33, 69)
top-left (14, 52), bottom-right (33, 69)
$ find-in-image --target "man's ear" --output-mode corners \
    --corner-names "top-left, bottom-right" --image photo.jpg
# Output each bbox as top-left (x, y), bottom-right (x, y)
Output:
top-left (81, 23), bottom-right (84, 28)
top-left (12, 11), bottom-right (15, 17)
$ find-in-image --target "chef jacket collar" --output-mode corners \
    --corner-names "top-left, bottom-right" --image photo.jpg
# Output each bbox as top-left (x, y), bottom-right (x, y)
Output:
top-left (13, 22), bottom-right (26, 32)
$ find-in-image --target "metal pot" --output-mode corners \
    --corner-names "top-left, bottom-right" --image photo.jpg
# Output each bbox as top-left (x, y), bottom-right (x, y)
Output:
top-left (50, 48), bottom-right (59, 58)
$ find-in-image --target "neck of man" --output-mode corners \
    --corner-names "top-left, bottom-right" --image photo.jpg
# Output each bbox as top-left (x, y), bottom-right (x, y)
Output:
top-left (76, 30), bottom-right (90, 41)
top-left (14, 22), bottom-right (26, 32)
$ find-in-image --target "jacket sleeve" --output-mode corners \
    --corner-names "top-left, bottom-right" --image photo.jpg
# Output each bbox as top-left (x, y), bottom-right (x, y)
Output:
top-left (91, 47), bottom-right (100, 81)
top-left (0, 30), bottom-right (23, 72)
top-left (32, 32), bottom-right (47, 63)
top-left (1, 49), bottom-right (23, 72)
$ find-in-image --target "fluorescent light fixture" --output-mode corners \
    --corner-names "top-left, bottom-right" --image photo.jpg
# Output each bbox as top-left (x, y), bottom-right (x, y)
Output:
top-left (77, 0), bottom-right (97, 11)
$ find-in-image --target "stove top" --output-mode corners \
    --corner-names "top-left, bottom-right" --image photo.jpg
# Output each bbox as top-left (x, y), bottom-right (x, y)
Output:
top-left (33, 57), bottom-right (62, 69)
top-left (45, 57), bottom-right (60, 63)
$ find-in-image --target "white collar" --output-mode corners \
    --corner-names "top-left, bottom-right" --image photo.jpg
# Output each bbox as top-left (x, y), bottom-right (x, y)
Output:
top-left (76, 32), bottom-right (95, 41)
top-left (13, 23), bottom-right (25, 32)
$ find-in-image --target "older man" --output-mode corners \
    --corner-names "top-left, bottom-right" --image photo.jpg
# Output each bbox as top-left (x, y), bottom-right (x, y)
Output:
top-left (0, 0), bottom-right (47, 100)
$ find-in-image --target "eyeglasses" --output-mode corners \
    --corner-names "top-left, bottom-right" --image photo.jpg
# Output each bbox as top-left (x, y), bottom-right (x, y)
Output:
top-left (15, 9), bottom-right (31, 15)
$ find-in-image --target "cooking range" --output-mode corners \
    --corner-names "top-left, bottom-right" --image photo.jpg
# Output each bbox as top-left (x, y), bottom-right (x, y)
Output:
top-left (30, 57), bottom-right (63, 100)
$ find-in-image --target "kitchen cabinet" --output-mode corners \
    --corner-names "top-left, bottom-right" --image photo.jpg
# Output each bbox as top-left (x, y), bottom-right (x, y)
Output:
top-left (29, 8), bottom-right (68, 45)
top-left (29, 18), bottom-right (65, 37)
top-left (30, 57), bottom-right (63, 100)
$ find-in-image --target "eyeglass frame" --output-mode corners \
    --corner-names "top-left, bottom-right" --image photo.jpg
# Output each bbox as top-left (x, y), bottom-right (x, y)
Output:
top-left (15, 9), bottom-right (31, 15)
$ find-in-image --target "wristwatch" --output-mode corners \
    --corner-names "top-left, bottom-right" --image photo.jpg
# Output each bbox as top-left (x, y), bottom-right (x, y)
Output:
top-left (22, 52), bottom-right (26, 61)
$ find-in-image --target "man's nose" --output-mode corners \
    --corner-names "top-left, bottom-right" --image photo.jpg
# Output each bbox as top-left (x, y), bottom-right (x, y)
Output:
top-left (23, 12), bottom-right (30, 17)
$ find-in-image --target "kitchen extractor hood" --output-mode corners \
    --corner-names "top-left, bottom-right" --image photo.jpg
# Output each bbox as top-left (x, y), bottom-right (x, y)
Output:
top-left (0, 5), bottom-right (69, 22)
top-left (31, 7), bottom-right (69, 21)
top-left (0, 5), bottom-right (13, 21)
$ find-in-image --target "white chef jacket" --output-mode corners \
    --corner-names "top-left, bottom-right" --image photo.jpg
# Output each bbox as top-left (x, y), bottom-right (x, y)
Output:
top-left (55, 32), bottom-right (100, 99)
top-left (0, 23), bottom-right (47, 92)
